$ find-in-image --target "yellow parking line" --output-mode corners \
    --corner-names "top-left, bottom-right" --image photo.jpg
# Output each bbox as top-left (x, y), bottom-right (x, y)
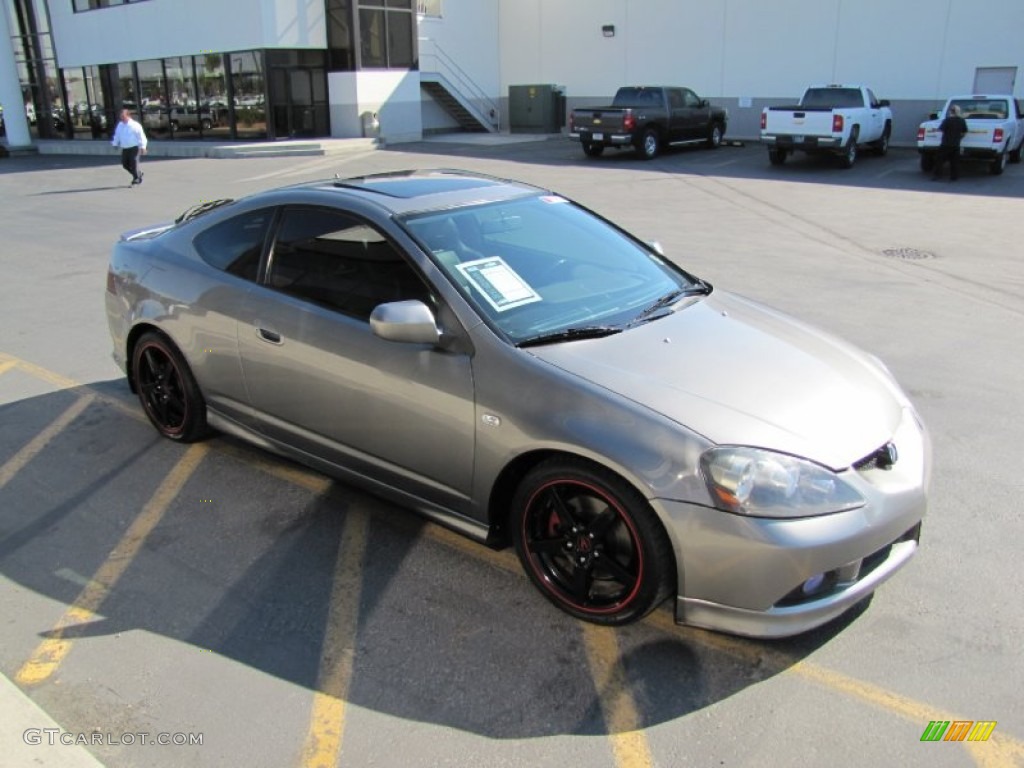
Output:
top-left (0, 394), bottom-right (95, 491)
top-left (582, 624), bottom-right (654, 768)
top-left (645, 612), bottom-right (1024, 767)
top-left (300, 503), bottom-right (369, 768)
top-left (0, 359), bottom-right (17, 376)
top-left (0, 352), bottom-right (80, 391)
top-left (14, 444), bottom-right (208, 686)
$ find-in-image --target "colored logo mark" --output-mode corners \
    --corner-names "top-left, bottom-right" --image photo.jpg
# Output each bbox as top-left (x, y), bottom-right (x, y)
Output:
top-left (921, 720), bottom-right (997, 742)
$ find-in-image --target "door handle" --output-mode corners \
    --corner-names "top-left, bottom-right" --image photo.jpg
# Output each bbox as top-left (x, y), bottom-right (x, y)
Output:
top-left (257, 327), bottom-right (282, 344)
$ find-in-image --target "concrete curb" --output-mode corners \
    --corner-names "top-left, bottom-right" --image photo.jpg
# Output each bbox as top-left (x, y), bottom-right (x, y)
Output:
top-left (1, 673), bottom-right (105, 767)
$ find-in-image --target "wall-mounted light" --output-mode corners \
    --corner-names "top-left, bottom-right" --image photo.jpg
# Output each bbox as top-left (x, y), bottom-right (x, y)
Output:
top-left (602, 24), bottom-right (615, 38)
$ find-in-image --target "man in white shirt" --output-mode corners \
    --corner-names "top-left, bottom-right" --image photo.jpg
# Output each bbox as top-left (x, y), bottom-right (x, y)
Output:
top-left (111, 109), bottom-right (148, 186)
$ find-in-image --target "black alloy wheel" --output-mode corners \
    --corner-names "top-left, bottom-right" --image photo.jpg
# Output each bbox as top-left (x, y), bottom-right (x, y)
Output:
top-left (512, 459), bottom-right (674, 625)
top-left (132, 332), bottom-right (208, 442)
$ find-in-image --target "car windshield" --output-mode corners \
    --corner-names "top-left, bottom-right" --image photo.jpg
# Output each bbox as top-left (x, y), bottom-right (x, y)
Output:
top-left (402, 194), bottom-right (705, 344)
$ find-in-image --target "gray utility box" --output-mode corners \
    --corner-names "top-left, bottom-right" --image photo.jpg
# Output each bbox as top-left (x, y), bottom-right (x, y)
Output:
top-left (508, 84), bottom-right (565, 133)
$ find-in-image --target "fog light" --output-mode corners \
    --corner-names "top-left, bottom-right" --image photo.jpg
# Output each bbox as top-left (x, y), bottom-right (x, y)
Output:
top-left (802, 573), bottom-right (826, 595)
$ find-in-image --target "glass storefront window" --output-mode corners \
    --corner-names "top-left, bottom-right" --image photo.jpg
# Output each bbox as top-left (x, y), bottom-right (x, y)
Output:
top-left (137, 58), bottom-right (168, 138)
top-left (357, 0), bottom-right (414, 69)
top-left (193, 52), bottom-right (230, 139)
top-left (230, 51), bottom-right (266, 139)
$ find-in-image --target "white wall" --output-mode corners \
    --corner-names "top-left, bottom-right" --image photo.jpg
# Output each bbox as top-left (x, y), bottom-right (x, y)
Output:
top-left (50, 0), bottom-right (326, 67)
top-left (416, 0), bottom-right (500, 131)
top-left (498, 0), bottom-right (1024, 102)
top-left (330, 71), bottom-right (422, 143)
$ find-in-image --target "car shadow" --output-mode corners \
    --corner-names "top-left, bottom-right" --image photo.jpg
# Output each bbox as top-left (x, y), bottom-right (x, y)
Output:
top-left (0, 380), bottom-right (867, 739)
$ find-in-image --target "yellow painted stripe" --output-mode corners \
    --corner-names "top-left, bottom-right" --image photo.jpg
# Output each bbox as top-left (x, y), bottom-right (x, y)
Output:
top-left (582, 624), bottom-right (654, 768)
top-left (300, 504), bottom-right (369, 768)
top-left (0, 359), bottom-right (17, 376)
top-left (14, 444), bottom-right (208, 686)
top-left (0, 352), bottom-right (80, 390)
top-left (0, 394), bottom-right (95, 491)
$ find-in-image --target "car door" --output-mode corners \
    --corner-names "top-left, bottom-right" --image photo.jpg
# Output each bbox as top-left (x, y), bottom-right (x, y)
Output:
top-left (680, 88), bottom-right (705, 140)
top-left (665, 88), bottom-right (688, 142)
top-left (236, 205), bottom-right (476, 508)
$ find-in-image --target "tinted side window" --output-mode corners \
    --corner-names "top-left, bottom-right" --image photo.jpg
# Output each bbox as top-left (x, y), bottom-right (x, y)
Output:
top-left (193, 209), bottom-right (272, 281)
top-left (667, 90), bottom-right (684, 109)
top-left (267, 207), bottom-right (430, 320)
top-left (683, 89), bottom-right (700, 108)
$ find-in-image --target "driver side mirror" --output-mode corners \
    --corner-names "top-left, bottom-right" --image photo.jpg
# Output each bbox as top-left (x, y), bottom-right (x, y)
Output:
top-left (370, 300), bottom-right (440, 345)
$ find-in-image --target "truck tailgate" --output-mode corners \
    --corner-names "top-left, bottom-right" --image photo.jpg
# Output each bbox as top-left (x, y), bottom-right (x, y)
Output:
top-left (764, 109), bottom-right (835, 136)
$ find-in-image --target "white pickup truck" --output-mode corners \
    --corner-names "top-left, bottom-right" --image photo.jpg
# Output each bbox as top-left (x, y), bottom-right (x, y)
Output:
top-left (916, 95), bottom-right (1024, 176)
top-left (760, 84), bottom-right (892, 168)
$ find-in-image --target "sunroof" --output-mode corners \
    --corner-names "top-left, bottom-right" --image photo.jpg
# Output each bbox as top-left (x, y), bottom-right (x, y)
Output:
top-left (334, 171), bottom-right (504, 198)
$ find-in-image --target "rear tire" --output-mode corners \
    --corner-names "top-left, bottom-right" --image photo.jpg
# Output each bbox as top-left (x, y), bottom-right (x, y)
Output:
top-left (920, 153), bottom-right (935, 172)
top-left (132, 332), bottom-right (208, 442)
top-left (768, 148), bottom-right (787, 166)
top-left (636, 128), bottom-right (660, 160)
top-left (839, 128), bottom-right (859, 168)
top-left (511, 458), bottom-right (675, 626)
top-left (1009, 140), bottom-right (1022, 164)
top-left (582, 141), bottom-right (605, 158)
top-left (990, 151), bottom-right (1008, 175)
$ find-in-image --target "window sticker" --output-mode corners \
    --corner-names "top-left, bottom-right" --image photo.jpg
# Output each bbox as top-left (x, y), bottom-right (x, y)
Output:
top-left (456, 257), bottom-right (542, 312)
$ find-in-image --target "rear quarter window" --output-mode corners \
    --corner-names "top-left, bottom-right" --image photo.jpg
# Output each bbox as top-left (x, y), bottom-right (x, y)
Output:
top-left (193, 209), bottom-right (273, 281)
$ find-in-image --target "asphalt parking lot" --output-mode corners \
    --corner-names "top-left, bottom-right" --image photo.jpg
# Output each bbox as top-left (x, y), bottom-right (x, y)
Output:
top-left (1, 135), bottom-right (1022, 768)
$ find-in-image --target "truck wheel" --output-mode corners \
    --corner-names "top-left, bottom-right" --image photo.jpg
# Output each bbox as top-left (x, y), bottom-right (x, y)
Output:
top-left (1009, 140), bottom-right (1023, 164)
top-left (582, 141), bottom-right (605, 158)
top-left (920, 153), bottom-right (935, 173)
top-left (768, 148), bottom-right (787, 166)
top-left (201, 118), bottom-right (213, 131)
top-left (636, 128), bottom-right (660, 160)
top-left (706, 122), bottom-right (723, 149)
top-left (839, 128), bottom-right (859, 168)
top-left (990, 151), bottom-right (1008, 175)
top-left (874, 125), bottom-right (891, 156)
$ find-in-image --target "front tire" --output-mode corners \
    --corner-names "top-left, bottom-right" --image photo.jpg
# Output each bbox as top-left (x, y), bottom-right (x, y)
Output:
top-left (636, 128), bottom-right (660, 160)
top-left (706, 122), bottom-right (724, 149)
top-left (511, 458), bottom-right (675, 626)
top-left (132, 332), bottom-right (208, 442)
top-left (874, 125), bottom-right (891, 156)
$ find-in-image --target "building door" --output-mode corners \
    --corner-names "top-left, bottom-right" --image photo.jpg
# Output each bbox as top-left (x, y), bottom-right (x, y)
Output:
top-left (973, 67), bottom-right (1017, 94)
top-left (269, 65), bottom-right (328, 139)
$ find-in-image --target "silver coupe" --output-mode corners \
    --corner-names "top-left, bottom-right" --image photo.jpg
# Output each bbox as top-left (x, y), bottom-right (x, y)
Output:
top-left (105, 169), bottom-right (929, 637)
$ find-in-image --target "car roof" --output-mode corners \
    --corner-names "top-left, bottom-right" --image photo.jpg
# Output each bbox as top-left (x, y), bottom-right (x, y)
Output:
top-left (297, 169), bottom-right (546, 216)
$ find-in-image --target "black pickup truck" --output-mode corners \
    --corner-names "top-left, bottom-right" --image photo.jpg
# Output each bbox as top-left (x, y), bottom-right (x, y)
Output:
top-left (569, 86), bottom-right (729, 160)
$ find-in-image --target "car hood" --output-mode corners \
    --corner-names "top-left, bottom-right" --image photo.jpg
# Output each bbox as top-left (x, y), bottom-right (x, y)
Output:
top-left (528, 291), bottom-right (904, 469)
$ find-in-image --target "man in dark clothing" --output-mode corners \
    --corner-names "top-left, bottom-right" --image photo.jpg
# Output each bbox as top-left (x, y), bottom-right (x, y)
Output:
top-left (933, 104), bottom-right (968, 181)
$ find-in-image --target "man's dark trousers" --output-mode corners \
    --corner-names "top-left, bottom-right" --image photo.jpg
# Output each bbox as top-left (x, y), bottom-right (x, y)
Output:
top-left (121, 146), bottom-right (140, 182)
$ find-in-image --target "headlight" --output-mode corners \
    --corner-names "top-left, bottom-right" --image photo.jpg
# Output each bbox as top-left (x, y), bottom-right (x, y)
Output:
top-left (700, 446), bottom-right (865, 518)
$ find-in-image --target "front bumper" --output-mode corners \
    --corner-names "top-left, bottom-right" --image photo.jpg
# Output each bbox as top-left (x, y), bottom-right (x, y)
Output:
top-left (658, 406), bottom-right (929, 638)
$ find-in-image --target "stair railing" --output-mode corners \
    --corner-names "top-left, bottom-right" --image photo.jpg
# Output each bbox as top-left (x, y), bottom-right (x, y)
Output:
top-left (418, 38), bottom-right (500, 129)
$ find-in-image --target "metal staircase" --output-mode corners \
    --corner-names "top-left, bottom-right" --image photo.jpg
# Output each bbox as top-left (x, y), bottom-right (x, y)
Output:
top-left (419, 39), bottom-right (500, 133)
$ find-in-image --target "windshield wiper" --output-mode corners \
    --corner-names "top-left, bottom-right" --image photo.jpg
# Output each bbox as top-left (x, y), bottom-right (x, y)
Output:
top-left (629, 282), bottom-right (711, 326)
top-left (517, 325), bottom-right (623, 348)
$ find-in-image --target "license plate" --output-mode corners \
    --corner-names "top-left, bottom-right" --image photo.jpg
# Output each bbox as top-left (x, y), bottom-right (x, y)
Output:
top-left (792, 135), bottom-right (805, 143)
top-left (592, 132), bottom-right (604, 141)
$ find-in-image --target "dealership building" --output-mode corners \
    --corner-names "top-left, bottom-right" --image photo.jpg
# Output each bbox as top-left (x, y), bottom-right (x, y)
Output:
top-left (2, 0), bottom-right (1022, 150)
